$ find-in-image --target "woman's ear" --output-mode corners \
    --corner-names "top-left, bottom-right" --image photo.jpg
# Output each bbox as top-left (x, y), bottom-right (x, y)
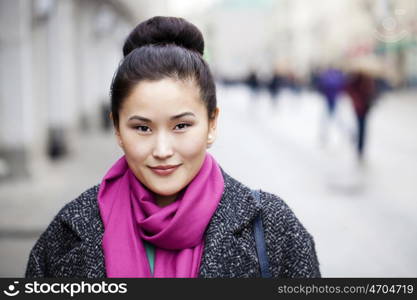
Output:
top-left (115, 130), bottom-right (123, 148)
top-left (207, 107), bottom-right (220, 147)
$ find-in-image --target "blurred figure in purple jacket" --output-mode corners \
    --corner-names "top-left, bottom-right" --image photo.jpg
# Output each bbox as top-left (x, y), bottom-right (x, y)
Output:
top-left (317, 68), bottom-right (346, 145)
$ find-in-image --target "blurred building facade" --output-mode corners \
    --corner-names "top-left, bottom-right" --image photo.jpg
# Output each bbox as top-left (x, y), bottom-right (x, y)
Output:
top-left (196, 0), bottom-right (416, 84)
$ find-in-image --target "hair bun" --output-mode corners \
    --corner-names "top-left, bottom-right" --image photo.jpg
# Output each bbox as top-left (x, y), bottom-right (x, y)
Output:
top-left (123, 16), bottom-right (205, 57)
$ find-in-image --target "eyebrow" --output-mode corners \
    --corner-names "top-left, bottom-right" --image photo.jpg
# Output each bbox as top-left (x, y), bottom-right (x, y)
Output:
top-left (128, 112), bottom-right (196, 123)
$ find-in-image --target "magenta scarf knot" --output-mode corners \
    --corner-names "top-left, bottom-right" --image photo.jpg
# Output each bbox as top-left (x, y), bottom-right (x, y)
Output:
top-left (98, 152), bottom-right (224, 277)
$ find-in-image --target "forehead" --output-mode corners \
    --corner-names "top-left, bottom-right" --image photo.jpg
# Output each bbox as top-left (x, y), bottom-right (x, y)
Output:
top-left (121, 78), bottom-right (204, 116)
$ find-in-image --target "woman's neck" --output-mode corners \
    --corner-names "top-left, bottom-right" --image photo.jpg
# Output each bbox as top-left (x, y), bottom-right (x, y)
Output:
top-left (154, 193), bottom-right (178, 207)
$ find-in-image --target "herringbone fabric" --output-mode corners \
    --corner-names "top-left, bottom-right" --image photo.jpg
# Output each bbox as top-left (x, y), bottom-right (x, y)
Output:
top-left (26, 168), bottom-right (320, 278)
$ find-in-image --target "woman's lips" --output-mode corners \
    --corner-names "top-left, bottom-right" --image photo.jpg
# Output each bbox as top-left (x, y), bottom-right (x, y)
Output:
top-left (149, 165), bottom-right (180, 176)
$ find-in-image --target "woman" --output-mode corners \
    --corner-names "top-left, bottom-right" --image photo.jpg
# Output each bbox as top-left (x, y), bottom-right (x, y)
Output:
top-left (25, 16), bottom-right (320, 278)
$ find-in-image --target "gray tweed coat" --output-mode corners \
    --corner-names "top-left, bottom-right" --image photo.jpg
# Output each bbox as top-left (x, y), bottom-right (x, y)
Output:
top-left (25, 168), bottom-right (320, 278)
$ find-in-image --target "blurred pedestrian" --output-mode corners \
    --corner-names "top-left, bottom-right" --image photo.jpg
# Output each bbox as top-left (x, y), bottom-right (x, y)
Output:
top-left (316, 68), bottom-right (346, 145)
top-left (267, 70), bottom-right (283, 107)
top-left (317, 68), bottom-right (346, 116)
top-left (345, 71), bottom-right (377, 162)
top-left (245, 70), bottom-right (260, 101)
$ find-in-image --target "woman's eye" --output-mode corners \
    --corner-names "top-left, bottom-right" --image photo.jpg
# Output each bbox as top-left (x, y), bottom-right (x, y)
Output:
top-left (174, 123), bottom-right (191, 130)
top-left (136, 125), bottom-right (151, 132)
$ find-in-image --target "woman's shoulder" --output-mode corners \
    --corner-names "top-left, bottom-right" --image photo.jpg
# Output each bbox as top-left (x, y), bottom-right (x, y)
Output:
top-left (221, 168), bottom-right (294, 221)
top-left (257, 188), bottom-right (316, 247)
top-left (59, 184), bottom-right (101, 218)
top-left (222, 169), bottom-right (315, 240)
top-left (258, 190), bottom-right (302, 230)
top-left (54, 184), bottom-right (102, 232)
top-left (37, 184), bottom-right (102, 241)
top-left (221, 169), bottom-right (304, 231)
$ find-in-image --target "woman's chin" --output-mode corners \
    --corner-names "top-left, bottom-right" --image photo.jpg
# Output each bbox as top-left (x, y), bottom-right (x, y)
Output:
top-left (146, 180), bottom-right (185, 197)
top-left (145, 171), bottom-right (188, 194)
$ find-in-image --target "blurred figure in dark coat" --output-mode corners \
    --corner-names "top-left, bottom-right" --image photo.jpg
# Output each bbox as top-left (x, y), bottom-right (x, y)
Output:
top-left (345, 71), bottom-right (377, 162)
top-left (267, 70), bottom-right (283, 107)
top-left (245, 70), bottom-right (260, 101)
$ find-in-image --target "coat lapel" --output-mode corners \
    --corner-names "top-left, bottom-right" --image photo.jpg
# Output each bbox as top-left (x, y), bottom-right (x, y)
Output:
top-left (82, 213), bottom-right (107, 278)
top-left (58, 185), bottom-right (107, 278)
top-left (198, 168), bottom-right (262, 277)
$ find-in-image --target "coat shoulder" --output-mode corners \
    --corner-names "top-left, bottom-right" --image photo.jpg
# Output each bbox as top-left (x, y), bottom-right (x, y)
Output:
top-left (259, 190), bottom-right (304, 233)
top-left (57, 184), bottom-right (101, 223)
top-left (50, 184), bottom-right (103, 236)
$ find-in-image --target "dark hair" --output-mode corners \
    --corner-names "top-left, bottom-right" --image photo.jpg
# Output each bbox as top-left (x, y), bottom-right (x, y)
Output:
top-left (110, 16), bottom-right (217, 129)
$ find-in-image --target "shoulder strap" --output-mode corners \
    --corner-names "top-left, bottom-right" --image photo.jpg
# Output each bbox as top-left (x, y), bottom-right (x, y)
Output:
top-left (251, 189), bottom-right (272, 278)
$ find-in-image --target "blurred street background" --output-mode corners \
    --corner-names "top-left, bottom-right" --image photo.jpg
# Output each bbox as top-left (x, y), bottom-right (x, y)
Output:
top-left (0, 0), bottom-right (416, 277)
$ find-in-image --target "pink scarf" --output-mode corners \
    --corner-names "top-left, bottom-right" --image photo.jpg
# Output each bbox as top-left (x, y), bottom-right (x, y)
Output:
top-left (98, 152), bottom-right (224, 277)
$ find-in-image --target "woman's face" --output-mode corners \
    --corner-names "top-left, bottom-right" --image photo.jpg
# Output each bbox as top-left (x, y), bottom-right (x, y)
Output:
top-left (114, 78), bottom-right (219, 206)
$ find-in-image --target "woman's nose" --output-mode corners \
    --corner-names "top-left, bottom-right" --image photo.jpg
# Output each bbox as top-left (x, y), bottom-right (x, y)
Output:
top-left (152, 133), bottom-right (174, 159)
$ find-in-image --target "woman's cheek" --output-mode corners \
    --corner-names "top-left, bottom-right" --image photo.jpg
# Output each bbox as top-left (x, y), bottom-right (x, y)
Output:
top-left (124, 141), bottom-right (147, 162)
top-left (177, 134), bottom-right (207, 156)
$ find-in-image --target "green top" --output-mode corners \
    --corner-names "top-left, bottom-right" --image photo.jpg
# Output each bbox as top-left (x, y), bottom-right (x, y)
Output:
top-left (143, 240), bottom-right (155, 276)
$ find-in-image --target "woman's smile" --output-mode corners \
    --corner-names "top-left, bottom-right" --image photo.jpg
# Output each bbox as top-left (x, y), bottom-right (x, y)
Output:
top-left (149, 164), bottom-right (182, 176)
